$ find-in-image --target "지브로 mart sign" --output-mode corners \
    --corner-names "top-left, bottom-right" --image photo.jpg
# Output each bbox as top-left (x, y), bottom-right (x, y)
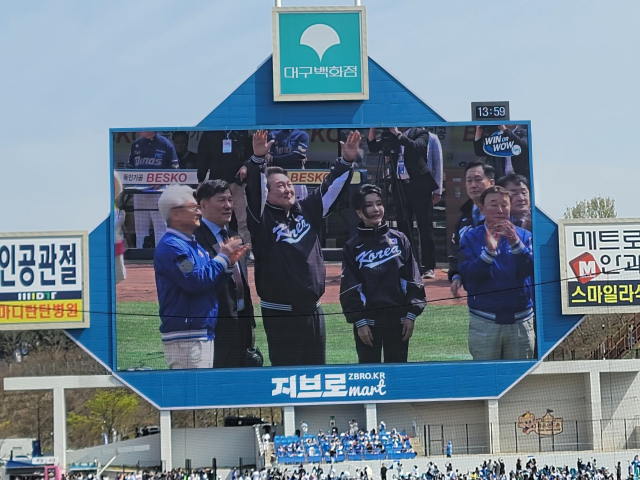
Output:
top-left (272, 6), bottom-right (369, 101)
top-left (0, 232), bottom-right (89, 330)
top-left (559, 218), bottom-right (640, 314)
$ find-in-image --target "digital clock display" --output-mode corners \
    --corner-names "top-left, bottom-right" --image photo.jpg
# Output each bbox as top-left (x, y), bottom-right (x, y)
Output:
top-left (471, 101), bottom-right (510, 121)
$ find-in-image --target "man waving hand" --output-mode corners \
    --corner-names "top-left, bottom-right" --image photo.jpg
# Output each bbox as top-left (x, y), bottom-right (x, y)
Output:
top-left (245, 130), bottom-right (360, 366)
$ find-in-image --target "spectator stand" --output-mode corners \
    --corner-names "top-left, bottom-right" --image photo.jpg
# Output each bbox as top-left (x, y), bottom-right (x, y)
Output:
top-left (318, 432), bottom-right (346, 463)
top-left (273, 435), bottom-right (305, 465)
top-left (384, 430), bottom-right (416, 460)
top-left (303, 434), bottom-right (322, 463)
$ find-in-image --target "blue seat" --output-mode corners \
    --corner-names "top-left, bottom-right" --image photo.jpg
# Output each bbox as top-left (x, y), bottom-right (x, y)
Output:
top-left (364, 452), bottom-right (386, 460)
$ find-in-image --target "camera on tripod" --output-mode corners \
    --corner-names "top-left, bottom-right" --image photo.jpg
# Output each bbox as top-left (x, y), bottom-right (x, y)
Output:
top-left (373, 128), bottom-right (401, 156)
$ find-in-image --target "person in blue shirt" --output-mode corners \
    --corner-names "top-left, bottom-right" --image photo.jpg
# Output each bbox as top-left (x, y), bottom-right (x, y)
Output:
top-left (126, 131), bottom-right (179, 248)
top-left (458, 185), bottom-right (535, 360)
top-left (267, 129), bottom-right (310, 201)
top-left (154, 185), bottom-right (250, 369)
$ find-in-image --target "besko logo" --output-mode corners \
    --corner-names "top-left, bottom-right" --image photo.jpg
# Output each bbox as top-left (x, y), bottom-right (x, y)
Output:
top-left (300, 24), bottom-right (341, 61)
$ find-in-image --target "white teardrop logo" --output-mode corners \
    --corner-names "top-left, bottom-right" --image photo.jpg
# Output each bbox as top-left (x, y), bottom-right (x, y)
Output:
top-left (300, 24), bottom-right (340, 62)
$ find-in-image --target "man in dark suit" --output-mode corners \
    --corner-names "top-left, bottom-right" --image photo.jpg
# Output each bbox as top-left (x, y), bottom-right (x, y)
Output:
top-left (367, 127), bottom-right (443, 278)
top-left (194, 179), bottom-right (255, 368)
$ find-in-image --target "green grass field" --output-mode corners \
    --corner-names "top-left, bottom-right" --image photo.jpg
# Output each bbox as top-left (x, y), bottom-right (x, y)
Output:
top-left (116, 302), bottom-right (472, 370)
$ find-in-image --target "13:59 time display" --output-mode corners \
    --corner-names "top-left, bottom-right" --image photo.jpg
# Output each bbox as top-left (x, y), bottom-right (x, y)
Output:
top-left (476, 106), bottom-right (507, 118)
top-left (471, 101), bottom-right (510, 121)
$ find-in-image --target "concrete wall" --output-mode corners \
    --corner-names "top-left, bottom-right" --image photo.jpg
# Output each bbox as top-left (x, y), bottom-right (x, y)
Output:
top-left (172, 427), bottom-right (256, 469)
top-left (377, 401), bottom-right (489, 455)
top-left (295, 404), bottom-right (366, 436)
top-left (498, 373), bottom-right (590, 453)
top-left (601, 371), bottom-right (640, 450)
top-left (67, 434), bottom-right (160, 468)
top-left (67, 427), bottom-right (256, 469)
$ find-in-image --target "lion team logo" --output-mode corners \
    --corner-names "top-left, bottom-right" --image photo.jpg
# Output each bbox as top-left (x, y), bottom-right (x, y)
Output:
top-left (518, 410), bottom-right (563, 436)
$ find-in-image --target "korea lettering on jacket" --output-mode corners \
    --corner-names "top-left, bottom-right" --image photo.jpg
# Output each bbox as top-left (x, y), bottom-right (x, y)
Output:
top-left (340, 222), bottom-right (426, 327)
top-left (245, 155), bottom-right (353, 309)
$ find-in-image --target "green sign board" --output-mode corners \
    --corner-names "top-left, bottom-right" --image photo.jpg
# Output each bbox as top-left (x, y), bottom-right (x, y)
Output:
top-left (272, 6), bottom-right (369, 102)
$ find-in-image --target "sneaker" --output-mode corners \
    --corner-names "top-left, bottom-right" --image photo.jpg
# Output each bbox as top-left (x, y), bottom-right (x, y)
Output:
top-left (422, 269), bottom-right (436, 279)
top-left (248, 251), bottom-right (255, 263)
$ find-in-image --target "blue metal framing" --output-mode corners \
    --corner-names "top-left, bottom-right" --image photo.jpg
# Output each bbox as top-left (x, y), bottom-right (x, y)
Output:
top-left (66, 57), bottom-right (583, 409)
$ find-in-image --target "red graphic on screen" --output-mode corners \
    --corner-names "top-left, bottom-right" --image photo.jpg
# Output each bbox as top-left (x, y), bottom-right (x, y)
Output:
top-left (569, 252), bottom-right (601, 284)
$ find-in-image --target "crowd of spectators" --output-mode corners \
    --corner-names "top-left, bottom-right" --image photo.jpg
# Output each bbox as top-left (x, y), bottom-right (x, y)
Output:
top-left (60, 455), bottom-right (640, 480)
top-left (273, 421), bottom-right (415, 464)
top-left (249, 456), bottom-right (640, 480)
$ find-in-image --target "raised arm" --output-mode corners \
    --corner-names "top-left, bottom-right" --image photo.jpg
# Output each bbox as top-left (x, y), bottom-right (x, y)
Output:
top-left (300, 130), bottom-right (358, 224)
top-left (244, 130), bottom-right (274, 234)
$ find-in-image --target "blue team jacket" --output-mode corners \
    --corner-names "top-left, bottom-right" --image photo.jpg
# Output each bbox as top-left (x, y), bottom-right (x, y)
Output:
top-left (126, 134), bottom-right (178, 169)
top-left (154, 229), bottom-right (232, 342)
top-left (458, 225), bottom-right (534, 324)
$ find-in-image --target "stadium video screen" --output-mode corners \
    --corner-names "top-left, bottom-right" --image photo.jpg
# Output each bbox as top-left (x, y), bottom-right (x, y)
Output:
top-left (112, 124), bottom-right (535, 371)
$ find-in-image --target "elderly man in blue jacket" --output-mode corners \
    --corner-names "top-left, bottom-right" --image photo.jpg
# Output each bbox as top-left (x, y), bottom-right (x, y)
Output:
top-left (458, 185), bottom-right (535, 360)
top-left (154, 185), bottom-right (250, 369)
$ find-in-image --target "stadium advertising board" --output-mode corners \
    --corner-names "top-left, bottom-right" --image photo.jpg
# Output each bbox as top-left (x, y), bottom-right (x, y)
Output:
top-left (113, 123), bottom-right (536, 382)
top-left (272, 6), bottom-right (369, 101)
top-left (559, 218), bottom-right (640, 314)
top-left (0, 232), bottom-right (89, 330)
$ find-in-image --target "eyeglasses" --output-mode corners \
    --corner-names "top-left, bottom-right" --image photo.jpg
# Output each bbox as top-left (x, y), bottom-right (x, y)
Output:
top-left (173, 204), bottom-right (201, 212)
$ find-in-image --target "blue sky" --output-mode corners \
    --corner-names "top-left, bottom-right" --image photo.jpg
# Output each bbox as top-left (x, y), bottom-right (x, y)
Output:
top-left (1, 0), bottom-right (638, 233)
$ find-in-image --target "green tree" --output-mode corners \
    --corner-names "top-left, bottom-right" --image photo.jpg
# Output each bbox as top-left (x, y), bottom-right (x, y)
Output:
top-left (67, 412), bottom-right (102, 449)
top-left (564, 196), bottom-right (616, 219)
top-left (86, 389), bottom-right (139, 438)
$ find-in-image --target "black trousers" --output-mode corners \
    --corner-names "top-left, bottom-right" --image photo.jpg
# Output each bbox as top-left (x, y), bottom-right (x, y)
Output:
top-left (394, 180), bottom-right (436, 271)
top-left (354, 319), bottom-right (409, 364)
top-left (213, 314), bottom-right (253, 368)
top-left (262, 305), bottom-right (326, 366)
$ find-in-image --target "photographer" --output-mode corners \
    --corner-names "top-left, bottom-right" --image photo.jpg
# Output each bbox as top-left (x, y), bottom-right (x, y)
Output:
top-left (367, 127), bottom-right (442, 279)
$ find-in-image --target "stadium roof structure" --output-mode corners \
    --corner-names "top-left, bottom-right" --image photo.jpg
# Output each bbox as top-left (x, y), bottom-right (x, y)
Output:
top-left (197, 56), bottom-right (445, 129)
top-left (70, 56), bottom-right (583, 409)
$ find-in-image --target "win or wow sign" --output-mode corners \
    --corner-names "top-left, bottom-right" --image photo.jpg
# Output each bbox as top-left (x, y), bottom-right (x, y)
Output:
top-left (272, 6), bottom-right (369, 101)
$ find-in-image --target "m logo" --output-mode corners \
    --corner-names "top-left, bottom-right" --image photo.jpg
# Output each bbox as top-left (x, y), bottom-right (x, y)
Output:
top-left (569, 252), bottom-right (601, 284)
